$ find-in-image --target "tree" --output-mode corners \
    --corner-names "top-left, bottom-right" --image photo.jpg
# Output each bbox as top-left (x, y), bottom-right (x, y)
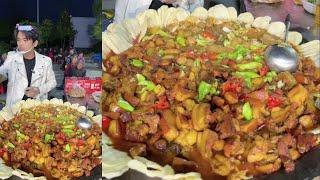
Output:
top-left (56, 10), bottom-right (77, 49)
top-left (0, 41), bottom-right (9, 55)
top-left (40, 19), bottom-right (53, 47)
top-left (92, 0), bottom-right (102, 41)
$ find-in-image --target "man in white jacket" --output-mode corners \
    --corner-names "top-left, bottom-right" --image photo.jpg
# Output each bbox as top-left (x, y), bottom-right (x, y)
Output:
top-left (0, 24), bottom-right (57, 110)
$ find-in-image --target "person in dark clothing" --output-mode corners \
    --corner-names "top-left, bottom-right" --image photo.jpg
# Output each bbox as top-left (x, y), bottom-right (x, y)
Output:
top-left (149, 0), bottom-right (174, 9)
top-left (65, 54), bottom-right (78, 77)
top-left (71, 62), bottom-right (86, 77)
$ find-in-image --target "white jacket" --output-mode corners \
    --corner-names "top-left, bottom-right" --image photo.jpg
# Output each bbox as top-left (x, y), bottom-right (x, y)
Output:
top-left (0, 51), bottom-right (57, 109)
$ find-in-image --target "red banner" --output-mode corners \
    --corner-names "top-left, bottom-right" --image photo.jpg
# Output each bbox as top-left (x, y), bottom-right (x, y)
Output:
top-left (64, 77), bottom-right (102, 95)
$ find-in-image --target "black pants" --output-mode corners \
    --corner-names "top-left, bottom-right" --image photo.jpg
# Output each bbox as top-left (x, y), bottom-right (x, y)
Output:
top-left (149, 0), bottom-right (173, 10)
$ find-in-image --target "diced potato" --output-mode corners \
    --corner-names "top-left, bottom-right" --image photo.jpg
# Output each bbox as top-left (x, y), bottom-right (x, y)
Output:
top-left (154, 85), bottom-right (166, 96)
top-left (175, 106), bottom-right (186, 115)
top-left (197, 129), bottom-right (218, 158)
top-left (162, 109), bottom-right (176, 127)
top-left (212, 139), bottom-right (225, 151)
top-left (161, 110), bottom-right (179, 142)
top-left (177, 56), bottom-right (187, 65)
top-left (287, 84), bottom-right (308, 106)
top-left (289, 149), bottom-right (300, 160)
top-left (175, 129), bottom-right (197, 147)
top-left (277, 71), bottom-right (297, 90)
top-left (247, 137), bottom-right (269, 163)
top-left (192, 103), bottom-right (210, 131)
top-left (224, 92), bottom-right (238, 104)
top-left (175, 113), bottom-right (192, 130)
top-left (185, 130), bottom-right (198, 146)
top-left (174, 89), bottom-right (196, 102)
top-left (163, 128), bottom-right (179, 142)
top-left (108, 120), bottom-right (120, 137)
top-left (240, 118), bottom-right (263, 133)
top-left (270, 106), bottom-right (290, 123)
top-left (183, 99), bottom-right (196, 112)
top-left (211, 154), bottom-right (232, 176)
top-left (299, 115), bottom-right (314, 129)
top-left (256, 158), bottom-right (281, 174)
top-left (164, 48), bottom-right (180, 55)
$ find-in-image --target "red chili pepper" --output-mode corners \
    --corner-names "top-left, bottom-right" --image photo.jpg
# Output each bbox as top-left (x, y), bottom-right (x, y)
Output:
top-left (222, 78), bottom-right (243, 94)
top-left (239, 94), bottom-right (248, 101)
top-left (21, 142), bottom-right (32, 149)
top-left (153, 96), bottom-right (170, 109)
top-left (200, 53), bottom-right (209, 62)
top-left (70, 138), bottom-right (85, 146)
top-left (200, 52), bottom-right (217, 62)
top-left (55, 132), bottom-right (66, 142)
top-left (259, 65), bottom-right (269, 76)
top-left (208, 52), bottom-right (217, 60)
top-left (102, 116), bottom-right (111, 131)
top-left (267, 95), bottom-right (282, 108)
top-left (187, 50), bottom-right (196, 59)
top-left (202, 31), bottom-right (216, 40)
top-left (0, 148), bottom-right (6, 157)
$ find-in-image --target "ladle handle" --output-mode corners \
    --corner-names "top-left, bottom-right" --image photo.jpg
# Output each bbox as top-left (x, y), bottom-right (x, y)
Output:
top-left (284, 14), bottom-right (291, 42)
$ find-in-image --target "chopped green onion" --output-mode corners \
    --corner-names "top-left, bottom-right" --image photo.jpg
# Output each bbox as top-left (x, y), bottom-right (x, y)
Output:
top-left (234, 71), bottom-right (260, 88)
top-left (136, 74), bottom-right (156, 91)
top-left (228, 45), bottom-right (249, 62)
top-left (44, 134), bottom-right (55, 143)
top-left (16, 130), bottom-right (26, 141)
top-left (196, 35), bottom-right (210, 46)
top-left (136, 74), bottom-right (146, 82)
top-left (253, 55), bottom-right (263, 62)
top-left (223, 39), bottom-right (230, 47)
top-left (237, 62), bottom-right (263, 71)
top-left (65, 144), bottom-right (71, 153)
top-left (13, 124), bottom-right (20, 128)
top-left (176, 35), bottom-right (186, 47)
top-left (158, 49), bottom-right (165, 57)
top-left (7, 142), bottom-right (15, 149)
top-left (242, 102), bottom-right (253, 121)
top-left (193, 59), bottom-right (201, 67)
top-left (130, 59), bottom-right (144, 68)
top-left (63, 124), bottom-right (75, 129)
top-left (117, 98), bottom-right (135, 112)
top-left (234, 71), bottom-right (260, 79)
top-left (264, 71), bottom-right (277, 83)
top-left (157, 30), bottom-right (174, 38)
top-left (250, 44), bottom-right (259, 50)
top-left (62, 129), bottom-right (74, 135)
top-left (197, 81), bottom-right (217, 101)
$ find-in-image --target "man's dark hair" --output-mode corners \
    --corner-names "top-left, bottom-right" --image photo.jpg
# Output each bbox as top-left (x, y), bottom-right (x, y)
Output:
top-left (14, 25), bottom-right (39, 42)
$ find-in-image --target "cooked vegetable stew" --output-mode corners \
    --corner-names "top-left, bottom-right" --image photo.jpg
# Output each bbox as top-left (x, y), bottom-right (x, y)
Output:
top-left (103, 18), bottom-right (320, 179)
top-left (0, 104), bottom-right (101, 179)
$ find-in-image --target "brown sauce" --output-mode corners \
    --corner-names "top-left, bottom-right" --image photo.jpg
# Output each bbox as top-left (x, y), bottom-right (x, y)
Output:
top-left (106, 130), bottom-right (226, 180)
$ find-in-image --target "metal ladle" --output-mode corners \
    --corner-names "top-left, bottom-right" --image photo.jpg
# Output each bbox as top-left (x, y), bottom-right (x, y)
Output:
top-left (265, 14), bottom-right (298, 72)
top-left (76, 103), bottom-right (92, 129)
